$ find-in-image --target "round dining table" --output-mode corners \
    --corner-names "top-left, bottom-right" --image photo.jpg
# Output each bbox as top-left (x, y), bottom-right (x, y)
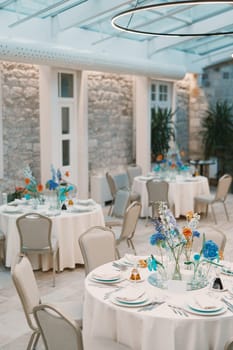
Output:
top-left (83, 259), bottom-right (233, 350)
top-left (0, 200), bottom-right (104, 271)
top-left (132, 175), bottom-right (210, 218)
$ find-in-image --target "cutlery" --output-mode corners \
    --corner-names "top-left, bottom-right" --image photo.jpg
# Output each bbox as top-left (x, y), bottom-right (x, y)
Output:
top-left (104, 286), bottom-right (124, 299)
top-left (112, 262), bottom-right (128, 271)
top-left (221, 298), bottom-right (233, 312)
top-left (168, 304), bottom-right (189, 317)
top-left (137, 301), bottom-right (165, 312)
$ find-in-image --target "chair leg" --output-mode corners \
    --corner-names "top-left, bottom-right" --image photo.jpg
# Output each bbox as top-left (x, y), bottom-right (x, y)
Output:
top-left (128, 239), bottom-right (137, 255)
top-left (223, 202), bottom-right (230, 221)
top-left (115, 247), bottom-right (120, 259)
top-left (52, 252), bottom-right (57, 287)
top-left (32, 332), bottom-right (40, 350)
top-left (27, 331), bottom-right (38, 350)
top-left (211, 205), bottom-right (217, 224)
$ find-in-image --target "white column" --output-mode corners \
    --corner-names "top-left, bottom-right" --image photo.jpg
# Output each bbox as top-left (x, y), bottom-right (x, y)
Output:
top-left (39, 65), bottom-right (54, 184)
top-left (77, 71), bottom-right (88, 199)
top-left (134, 76), bottom-right (151, 175)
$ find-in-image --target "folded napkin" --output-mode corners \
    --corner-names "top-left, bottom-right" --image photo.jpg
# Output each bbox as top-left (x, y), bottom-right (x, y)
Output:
top-left (71, 206), bottom-right (93, 213)
top-left (92, 271), bottom-right (120, 280)
top-left (139, 176), bottom-right (153, 181)
top-left (194, 295), bottom-right (218, 310)
top-left (77, 199), bottom-right (96, 206)
top-left (115, 286), bottom-right (145, 302)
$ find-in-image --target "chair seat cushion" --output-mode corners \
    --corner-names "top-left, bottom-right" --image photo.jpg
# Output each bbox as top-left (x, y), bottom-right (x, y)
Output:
top-left (104, 216), bottom-right (122, 227)
top-left (195, 194), bottom-right (215, 204)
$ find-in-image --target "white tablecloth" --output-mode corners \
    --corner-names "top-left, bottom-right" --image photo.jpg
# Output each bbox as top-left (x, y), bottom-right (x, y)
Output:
top-left (83, 261), bottom-right (233, 350)
top-left (132, 176), bottom-right (210, 218)
top-left (0, 203), bottom-right (104, 271)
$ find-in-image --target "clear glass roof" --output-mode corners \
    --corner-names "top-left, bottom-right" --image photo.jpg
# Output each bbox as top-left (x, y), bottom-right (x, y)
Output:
top-left (0, 0), bottom-right (233, 70)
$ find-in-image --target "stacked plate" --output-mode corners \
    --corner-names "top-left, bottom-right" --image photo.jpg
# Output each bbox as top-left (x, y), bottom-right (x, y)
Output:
top-left (71, 205), bottom-right (94, 213)
top-left (185, 296), bottom-right (227, 316)
top-left (90, 271), bottom-right (122, 284)
top-left (2, 205), bottom-right (23, 214)
top-left (110, 287), bottom-right (151, 308)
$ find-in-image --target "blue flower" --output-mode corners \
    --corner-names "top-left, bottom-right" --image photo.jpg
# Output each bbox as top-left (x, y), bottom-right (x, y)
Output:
top-left (46, 179), bottom-right (59, 191)
top-left (150, 232), bottom-right (166, 246)
top-left (203, 240), bottom-right (219, 260)
top-left (193, 253), bottom-right (201, 261)
top-left (193, 230), bottom-right (200, 238)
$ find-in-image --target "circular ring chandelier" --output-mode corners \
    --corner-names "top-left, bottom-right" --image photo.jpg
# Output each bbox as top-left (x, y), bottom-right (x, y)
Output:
top-left (111, 0), bottom-right (233, 37)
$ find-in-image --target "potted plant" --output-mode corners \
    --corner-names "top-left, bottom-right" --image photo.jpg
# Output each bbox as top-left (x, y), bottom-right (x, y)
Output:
top-left (201, 100), bottom-right (233, 177)
top-left (151, 107), bottom-right (175, 162)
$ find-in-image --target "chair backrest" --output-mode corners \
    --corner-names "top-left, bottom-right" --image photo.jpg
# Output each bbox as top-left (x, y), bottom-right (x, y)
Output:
top-left (106, 172), bottom-right (117, 199)
top-left (114, 172), bottom-right (129, 190)
top-left (146, 179), bottom-right (169, 205)
top-left (111, 189), bottom-right (130, 218)
top-left (192, 225), bottom-right (227, 254)
top-left (11, 254), bottom-right (41, 330)
top-left (215, 174), bottom-right (232, 201)
top-left (224, 338), bottom-right (233, 350)
top-left (127, 165), bottom-right (142, 187)
top-left (119, 201), bottom-right (141, 241)
top-left (33, 303), bottom-right (83, 350)
top-left (79, 226), bottom-right (116, 275)
top-left (16, 213), bottom-right (52, 252)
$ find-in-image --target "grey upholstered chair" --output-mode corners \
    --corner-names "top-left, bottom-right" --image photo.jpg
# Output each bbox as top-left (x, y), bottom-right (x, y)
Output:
top-left (79, 226), bottom-right (117, 275)
top-left (194, 174), bottom-right (232, 224)
top-left (33, 303), bottom-right (132, 350)
top-left (146, 179), bottom-right (169, 224)
top-left (0, 229), bottom-right (5, 267)
top-left (12, 254), bottom-right (83, 350)
top-left (105, 189), bottom-right (130, 227)
top-left (16, 212), bottom-right (59, 287)
top-left (106, 172), bottom-right (140, 215)
top-left (192, 225), bottom-right (227, 254)
top-left (127, 165), bottom-right (142, 188)
top-left (112, 201), bottom-right (141, 257)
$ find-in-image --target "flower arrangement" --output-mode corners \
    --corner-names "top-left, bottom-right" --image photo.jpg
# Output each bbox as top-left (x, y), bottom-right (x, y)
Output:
top-left (23, 165), bottom-right (43, 199)
top-left (149, 202), bottom-right (187, 280)
top-left (185, 237), bottom-right (222, 286)
top-left (153, 148), bottom-right (189, 173)
top-left (46, 165), bottom-right (74, 202)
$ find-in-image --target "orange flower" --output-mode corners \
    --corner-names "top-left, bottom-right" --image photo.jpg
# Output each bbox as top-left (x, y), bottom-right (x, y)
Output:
top-left (180, 150), bottom-right (185, 157)
top-left (65, 171), bottom-right (70, 177)
top-left (186, 211), bottom-right (193, 221)
top-left (37, 184), bottom-right (43, 192)
top-left (156, 154), bottom-right (163, 161)
top-left (171, 163), bottom-right (176, 169)
top-left (182, 227), bottom-right (192, 238)
top-left (24, 178), bottom-right (30, 185)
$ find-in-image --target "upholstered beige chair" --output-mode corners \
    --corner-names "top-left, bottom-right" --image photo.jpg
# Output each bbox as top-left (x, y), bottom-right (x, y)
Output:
top-left (12, 254), bottom-right (83, 350)
top-left (112, 201), bottom-right (141, 257)
top-left (33, 303), bottom-right (83, 350)
top-left (224, 338), bottom-right (233, 350)
top-left (192, 225), bottom-right (227, 254)
top-left (194, 174), bottom-right (232, 224)
top-left (11, 254), bottom-right (41, 350)
top-left (79, 226), bottom-right (117, 275)
top-left (146, 179), bottom-right (169, 224)
top-left (16, 212), bottom-right (59, 287)
top-left (33, 303), bottom-right (132, 350)
top-left (127, 165), bottom-right (142, 188)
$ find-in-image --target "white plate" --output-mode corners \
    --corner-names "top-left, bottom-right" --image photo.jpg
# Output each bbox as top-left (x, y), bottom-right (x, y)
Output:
top-left (184, 305), bottom-right (227, 316)
top-left (188, 299), bottom-right (224, 313)
top-left (89, 276), bottom-right (123, 284)
top-left (115, 293), bottom-right (146, 304)
top-left (71, 206), bottom-right (94, 213)
top-left (110, 295), bottom-right (151, 308)
top-left (221, 268), bottom-right (233, 276)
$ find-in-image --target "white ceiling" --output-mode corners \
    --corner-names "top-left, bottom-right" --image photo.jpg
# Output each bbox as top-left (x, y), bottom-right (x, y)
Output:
top-left (0, 0), bottom-right (233, 79)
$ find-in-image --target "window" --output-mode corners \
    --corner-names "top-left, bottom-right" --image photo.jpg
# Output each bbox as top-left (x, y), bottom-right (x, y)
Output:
top-left (58, 73), bottom-right (74, 98)
top-left (150, 81), bottom-right (172, 110)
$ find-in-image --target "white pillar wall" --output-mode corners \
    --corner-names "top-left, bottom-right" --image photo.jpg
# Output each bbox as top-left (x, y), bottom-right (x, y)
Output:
top-left (134, 76), bottom-right (151, 175)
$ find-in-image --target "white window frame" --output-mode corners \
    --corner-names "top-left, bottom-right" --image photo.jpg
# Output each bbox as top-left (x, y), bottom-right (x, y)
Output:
top-left (150, 80), bottom-right (172, 110)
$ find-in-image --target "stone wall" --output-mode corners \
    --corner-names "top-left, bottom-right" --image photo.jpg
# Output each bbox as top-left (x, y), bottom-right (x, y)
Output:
top-left (176, 73), bottom-right (209, 161)
top-left (87, 72), bottom-right (134, 174)
top-left (0, 62), bottom-right (40, 193)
